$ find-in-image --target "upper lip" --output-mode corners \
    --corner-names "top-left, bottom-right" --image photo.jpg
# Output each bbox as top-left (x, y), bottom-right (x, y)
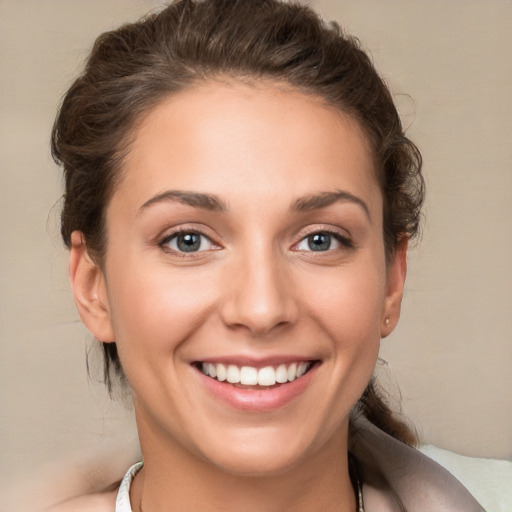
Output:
top-left (193, 355), bottom-right (318, 369)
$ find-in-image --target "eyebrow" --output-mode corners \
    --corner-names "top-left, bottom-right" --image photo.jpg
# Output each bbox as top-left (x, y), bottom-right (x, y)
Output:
top-left (138, 188), bottom-right (370, 221)
top-left (139, 190), bottom-right (227, 214)
top-left (291, 190), bottom-right (371, 221)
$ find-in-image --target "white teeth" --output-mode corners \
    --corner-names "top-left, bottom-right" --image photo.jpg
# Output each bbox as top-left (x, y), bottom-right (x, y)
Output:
top-left (275, 364), bottom-right (288, 383)
top-left (297, 362), bottom-right (308, 378)
top-left (200, 361), bottom-right (313, 387)
top-left (257, 366), bottom-right (276, 386)
top-left (287, 363), bottom-right (297, 381)
top-left (226, 365), bottom-right (240, 384)
top-left (216, 363), bottom-right (227, 382)
top-left (240, 366), bottom-right (258, 385)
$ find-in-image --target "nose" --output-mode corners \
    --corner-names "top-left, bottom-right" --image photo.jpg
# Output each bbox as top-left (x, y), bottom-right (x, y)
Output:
top-left (219, 246), bottom-right (299, 337)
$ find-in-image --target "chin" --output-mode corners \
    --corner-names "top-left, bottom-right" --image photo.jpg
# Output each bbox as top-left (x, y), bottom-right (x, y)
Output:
top-left (208, 446), bottom-right (311, 478)
top-left (193, 420), bottom-right (346, 478)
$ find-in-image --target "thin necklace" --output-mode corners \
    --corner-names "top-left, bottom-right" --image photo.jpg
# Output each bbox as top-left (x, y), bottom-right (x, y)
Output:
top-left (355, 477), bottom-right (365, 512)
top-left (140, 488), bottom-right (365, 512)
top-left (349, 454), bottom-right (365, 512)
top-left (139, 462), bottom-right (365, 512)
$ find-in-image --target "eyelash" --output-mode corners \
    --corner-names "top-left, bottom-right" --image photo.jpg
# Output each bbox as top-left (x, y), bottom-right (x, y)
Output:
top-left (293, 228), bottom-right (354, 252)
top-left (159, 228), bottom-right (218, 257)
top-left (158, 227), bottom-right (353, 256)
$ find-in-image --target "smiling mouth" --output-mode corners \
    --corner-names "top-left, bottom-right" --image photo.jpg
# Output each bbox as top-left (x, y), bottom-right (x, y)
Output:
top-left (195, 361), bottom-right (317, 388)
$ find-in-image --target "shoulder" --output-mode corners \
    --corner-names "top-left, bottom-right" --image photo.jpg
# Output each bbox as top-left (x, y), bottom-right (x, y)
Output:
top-left (419, 444), bottom-right (512, 512)
top-left (349, 415), bottom-right (485, 512)
top-left (44, 490), bottom-right (117, 512)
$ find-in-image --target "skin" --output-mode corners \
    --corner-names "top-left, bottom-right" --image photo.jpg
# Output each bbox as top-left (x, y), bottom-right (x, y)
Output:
top-left (44, 491), bottom-right (117, 512)
top-left (69, 81), bottom-right (406, 512)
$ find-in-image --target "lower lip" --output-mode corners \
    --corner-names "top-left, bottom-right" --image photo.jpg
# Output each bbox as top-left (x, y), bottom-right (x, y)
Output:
top-left (195, 364), bottom-right (318, 412)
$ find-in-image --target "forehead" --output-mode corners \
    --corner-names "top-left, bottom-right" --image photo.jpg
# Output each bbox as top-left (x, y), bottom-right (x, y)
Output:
top-left (113, 80), bottom-right (381, 217)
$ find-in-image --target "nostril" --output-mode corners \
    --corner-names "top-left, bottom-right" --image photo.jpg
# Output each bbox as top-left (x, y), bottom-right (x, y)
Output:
top-left (218, 257), bottom-right (300, 335)
top-left (220, 291), bottom-right (299, 336)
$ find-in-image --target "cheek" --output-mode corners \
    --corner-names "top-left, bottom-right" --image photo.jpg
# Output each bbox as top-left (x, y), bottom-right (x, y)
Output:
top-left (302, 262), bottom-right (386, 341)
top-left (327, 287), bottom-right (382, 382)
top-left (106, 263), bottom-right (220, 367)
top-left (298, 259), bottom-right (385, 388)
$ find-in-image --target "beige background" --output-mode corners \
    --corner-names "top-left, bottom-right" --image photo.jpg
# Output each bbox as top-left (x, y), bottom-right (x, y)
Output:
top-left (1, 0), bottom-right (511, 487)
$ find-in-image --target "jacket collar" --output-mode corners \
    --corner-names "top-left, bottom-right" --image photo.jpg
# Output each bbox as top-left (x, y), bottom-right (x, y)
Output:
top-left (349, 415), bottom-right (485, 512)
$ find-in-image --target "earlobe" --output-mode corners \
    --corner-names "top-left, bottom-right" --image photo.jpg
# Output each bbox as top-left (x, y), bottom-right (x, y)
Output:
top-left (69, 231), bottom-right (115, 343)
top-left (381, 239), bottom-right (408, 338)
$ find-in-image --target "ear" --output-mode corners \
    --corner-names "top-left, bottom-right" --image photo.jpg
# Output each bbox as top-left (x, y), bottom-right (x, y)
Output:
top-left (69, 231), bottom-right (115, 343)
top-left (381, 239), bottom-right (408, 338)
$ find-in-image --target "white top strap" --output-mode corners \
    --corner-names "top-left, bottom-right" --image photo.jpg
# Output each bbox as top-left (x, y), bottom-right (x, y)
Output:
top-left (115, 462), bottom-right (143, 512)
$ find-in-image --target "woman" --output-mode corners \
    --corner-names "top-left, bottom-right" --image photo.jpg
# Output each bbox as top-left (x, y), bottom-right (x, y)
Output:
top-left (49, 0), bottom-right (484, 510)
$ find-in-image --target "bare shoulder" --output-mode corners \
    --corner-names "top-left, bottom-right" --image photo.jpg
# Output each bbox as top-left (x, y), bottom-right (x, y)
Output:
top-left (44, 490), bottom-right (117, 512)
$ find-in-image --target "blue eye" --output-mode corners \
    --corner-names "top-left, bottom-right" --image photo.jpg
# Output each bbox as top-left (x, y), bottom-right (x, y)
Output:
top-left (296, 232), bottom-right (350, 252)
top-left (162, 231), bottom-right (214, 253)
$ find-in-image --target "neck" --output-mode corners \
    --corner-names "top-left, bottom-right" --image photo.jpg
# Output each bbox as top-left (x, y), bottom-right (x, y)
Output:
top-left (131, 416), bottom-right (356, 512)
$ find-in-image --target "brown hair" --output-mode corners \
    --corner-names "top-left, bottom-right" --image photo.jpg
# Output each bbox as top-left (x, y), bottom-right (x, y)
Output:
top-left (52, 0), bottom-right (423, 446)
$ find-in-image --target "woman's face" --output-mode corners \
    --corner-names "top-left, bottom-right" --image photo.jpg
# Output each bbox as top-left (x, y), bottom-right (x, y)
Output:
top-left (74, 81), bottom-right (405, 476)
